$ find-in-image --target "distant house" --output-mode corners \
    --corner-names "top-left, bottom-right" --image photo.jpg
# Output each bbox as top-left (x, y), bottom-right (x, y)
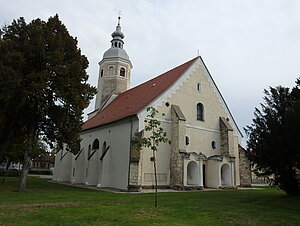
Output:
top-left (0, 162), bottom-right (22, 170)
top-left (30, 155), bottom-right (54, 173)
top-left (53, 17), bottom-right (251, 191)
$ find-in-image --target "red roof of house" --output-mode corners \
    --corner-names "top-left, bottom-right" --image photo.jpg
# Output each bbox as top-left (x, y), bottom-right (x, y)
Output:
top-left (82, 57), bottom-right (198, 131)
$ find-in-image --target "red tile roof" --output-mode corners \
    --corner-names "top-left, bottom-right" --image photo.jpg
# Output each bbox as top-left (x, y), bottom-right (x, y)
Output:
top-left (82, 57), bottom-right (198, 131)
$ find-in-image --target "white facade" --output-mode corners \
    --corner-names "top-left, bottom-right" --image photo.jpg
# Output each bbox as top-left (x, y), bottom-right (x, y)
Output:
top-left (53, 18), bottom-right (248, 191)
top-left (134, 58), bottom-right (243, 189)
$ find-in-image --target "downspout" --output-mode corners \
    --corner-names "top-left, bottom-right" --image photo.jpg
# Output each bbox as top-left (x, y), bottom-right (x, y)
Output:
top-left (127, 116), bottom-right (133, 190)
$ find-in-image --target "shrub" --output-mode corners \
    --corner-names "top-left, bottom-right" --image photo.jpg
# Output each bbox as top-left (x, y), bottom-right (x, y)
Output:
top-left (29, 170), bottom-right (53, 175)
top-left (0, 169), bottom-right (20, 177)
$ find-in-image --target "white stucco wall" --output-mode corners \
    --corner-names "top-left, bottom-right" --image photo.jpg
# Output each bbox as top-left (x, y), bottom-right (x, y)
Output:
top-left (73, 148), bottom-right (86, 184)
top-left (52, 151), bottom-right (61, 181)
top-left (140, 123), bottom-right (171, 186)
top-left (156, 61), bottom-right (240, 156)
top-left (80, 117), bottom-right (138, 190)
top-left (206, 160), bottom-right (220, 187)
top-left (138, 58), bottom-right (242, 188)
top-left (53, 117), bottom-right (138, 190)
top-left (53, 149), bottom-right (73, 182)
top-left (86, 149), bottom-right (100, 186)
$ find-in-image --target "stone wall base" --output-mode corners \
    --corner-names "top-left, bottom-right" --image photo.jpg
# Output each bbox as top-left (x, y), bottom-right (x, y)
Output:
top-left (183, 186), bottom-right (204, 190)
top-left (127, 185), bottom-right (142, 192)
top-left (141, 185), bottom-right (204, 191)
top-left (218, 186), bottom-right (238, 190)
top-left (169, 185), bottom-right (185, 190)
top-left (239, 184), bottom-right (252, 188)
top-left (141, 185), bottom-right (171, 189)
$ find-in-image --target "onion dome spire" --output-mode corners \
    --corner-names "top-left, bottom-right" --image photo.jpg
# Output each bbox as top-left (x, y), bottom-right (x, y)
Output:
top-left (111, 16), bottom-right (125, 48)
top-left (102, 15), bottom-right (130, 60)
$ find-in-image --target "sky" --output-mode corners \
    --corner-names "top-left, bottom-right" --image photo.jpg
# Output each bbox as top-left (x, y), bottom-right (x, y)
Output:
top-left (1, 0), bottom-right (300, 144)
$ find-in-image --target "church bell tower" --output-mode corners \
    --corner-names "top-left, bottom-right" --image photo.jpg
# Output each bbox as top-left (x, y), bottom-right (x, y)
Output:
top-left (95, 16), bottom-right (133, 110)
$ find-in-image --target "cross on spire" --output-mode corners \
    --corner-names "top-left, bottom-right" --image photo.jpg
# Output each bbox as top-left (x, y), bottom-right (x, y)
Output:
top-left (118, 10), bottom-right (122, 25)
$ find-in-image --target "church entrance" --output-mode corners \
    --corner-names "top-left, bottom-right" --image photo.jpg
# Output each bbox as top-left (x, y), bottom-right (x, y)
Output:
top-left (221, 164), bottom-right (231, 186)
top-left (187, 161), bottom-right (198, 185)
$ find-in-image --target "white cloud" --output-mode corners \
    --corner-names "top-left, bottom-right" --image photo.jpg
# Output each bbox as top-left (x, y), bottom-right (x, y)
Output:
top-left (1, 0), bottom-right (300, 144)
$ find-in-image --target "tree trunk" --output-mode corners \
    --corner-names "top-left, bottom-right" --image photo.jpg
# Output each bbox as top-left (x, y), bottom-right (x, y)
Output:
top-left (153, 150), bottom-right (158, 207)
top-left (18, 125), bottom-right (35, 192)
top-left (5, 159), bottom-right (11, 170)
top-left (18, 150), bottom-right (31, 192)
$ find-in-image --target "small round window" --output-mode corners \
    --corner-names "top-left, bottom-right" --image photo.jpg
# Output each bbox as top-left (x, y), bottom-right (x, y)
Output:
top-left (211, 141), bottom-right (216, 149)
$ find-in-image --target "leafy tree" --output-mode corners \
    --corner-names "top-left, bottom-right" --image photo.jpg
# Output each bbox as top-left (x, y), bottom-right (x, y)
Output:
top-left (1, 137), bottom-right (48, 171)
top-left (245, 78), bottom-right (300, 195)
top-left (0, 15), bottom-right (96, 191)
top-left (132, 107), bottom-right (170, 207)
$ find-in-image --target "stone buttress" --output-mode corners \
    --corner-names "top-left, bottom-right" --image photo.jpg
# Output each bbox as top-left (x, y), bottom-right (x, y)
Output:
top-left (170, 105), bottom-right (186, 188)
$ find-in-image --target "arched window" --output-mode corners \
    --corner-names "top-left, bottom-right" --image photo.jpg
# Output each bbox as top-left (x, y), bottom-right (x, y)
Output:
top-left (109, 66), bottom-right (114, 75)
top-left (197, 103), bottom-right (204, 121)
top-left (185, 136), bottom-right (190, 145)
top-left (118, 43), bottom-right (121, 48)
top-left (100, 69), bottom-right (103, 77)
top-left (92, 139), bottom-right (99, 150)
top-left (120, 67), bottom-right (125, 77)
top-left (197, 83), bottom-right (201, 92)
top-left (114, 42), bottom-right (117, 47)
top-left (211, 141), bottom-right (216, 149)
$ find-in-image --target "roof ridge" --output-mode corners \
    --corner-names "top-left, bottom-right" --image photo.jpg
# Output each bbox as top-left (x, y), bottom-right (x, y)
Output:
top-left (82, 56), bottom-right (199, 131)
top-left (118, 56), bottom-right (199, 96)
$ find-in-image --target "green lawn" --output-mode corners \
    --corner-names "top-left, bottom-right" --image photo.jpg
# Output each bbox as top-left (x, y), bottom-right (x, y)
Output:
top-left (0, 177), bottom-right (299, 225)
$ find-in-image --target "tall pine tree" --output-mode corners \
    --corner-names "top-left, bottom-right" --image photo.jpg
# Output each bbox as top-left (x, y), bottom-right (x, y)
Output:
top-left (245, 78), bottom-right (300, 195)
top-left (0, 15), bottom-right (96, 191)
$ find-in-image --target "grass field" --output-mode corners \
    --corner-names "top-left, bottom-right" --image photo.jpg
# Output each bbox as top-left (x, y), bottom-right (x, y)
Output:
top-left (0, 177), bottom-right (299, 225)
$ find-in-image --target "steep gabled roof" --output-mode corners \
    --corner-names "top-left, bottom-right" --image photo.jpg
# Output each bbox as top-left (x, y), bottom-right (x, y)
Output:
top-left (82, 57), bottom-right (198, 131)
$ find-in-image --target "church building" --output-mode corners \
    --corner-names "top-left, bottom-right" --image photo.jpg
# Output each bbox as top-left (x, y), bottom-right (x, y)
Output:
top-left (53, 17), bottom-right (251, 191)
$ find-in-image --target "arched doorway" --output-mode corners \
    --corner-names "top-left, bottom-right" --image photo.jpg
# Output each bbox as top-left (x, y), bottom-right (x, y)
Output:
top-left (221, 164), bottom-right (231, 186)
top-left (187, 161), bottom-right (198, 185)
